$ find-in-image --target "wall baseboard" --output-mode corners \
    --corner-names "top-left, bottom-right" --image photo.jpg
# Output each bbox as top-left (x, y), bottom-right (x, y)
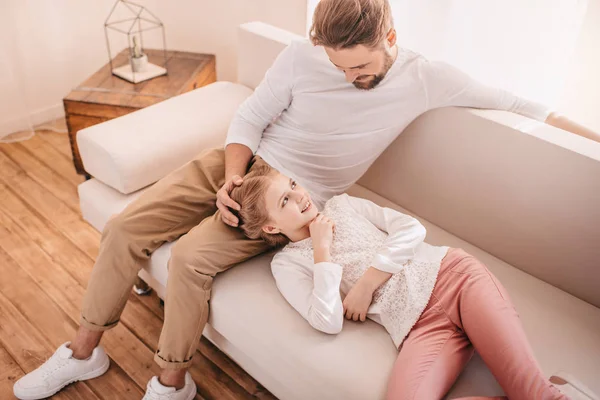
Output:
top-left (31, 103), bottom-right (66, 127)
top-left (0, 103), bottom-right (65, 136)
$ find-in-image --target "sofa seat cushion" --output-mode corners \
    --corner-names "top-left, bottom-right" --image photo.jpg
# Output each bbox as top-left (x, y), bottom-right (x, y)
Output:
top-left (78, 180), bottom-right (600, 400)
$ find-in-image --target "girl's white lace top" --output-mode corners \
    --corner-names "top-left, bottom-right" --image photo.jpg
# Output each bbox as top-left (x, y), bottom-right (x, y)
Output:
top-left (271, 194), bottom-right (449, 348)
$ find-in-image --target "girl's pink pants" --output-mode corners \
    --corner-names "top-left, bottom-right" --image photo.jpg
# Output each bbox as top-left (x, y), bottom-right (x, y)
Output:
top-left (386, 248), bottom-right (568, 400)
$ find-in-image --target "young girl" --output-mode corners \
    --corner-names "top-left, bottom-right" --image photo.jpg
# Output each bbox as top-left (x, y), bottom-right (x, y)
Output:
top-left (230, 163), bottom-right (593, 400)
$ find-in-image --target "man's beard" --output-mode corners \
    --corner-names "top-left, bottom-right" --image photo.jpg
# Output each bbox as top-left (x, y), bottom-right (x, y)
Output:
top-left (352, 51), bottom-right (395, 91)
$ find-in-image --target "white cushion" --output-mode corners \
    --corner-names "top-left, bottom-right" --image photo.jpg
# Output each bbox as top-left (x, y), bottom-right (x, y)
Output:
top-left (78, 180), bottom-right (600, 400)
top-left (78, 178), bottom-right (148, 232)
top-left (77, 82), bottom-right (253, 195)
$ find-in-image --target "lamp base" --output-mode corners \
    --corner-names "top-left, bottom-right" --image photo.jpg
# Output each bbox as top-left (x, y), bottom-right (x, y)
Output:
top-left (112, 62), bottom-right (167, 83)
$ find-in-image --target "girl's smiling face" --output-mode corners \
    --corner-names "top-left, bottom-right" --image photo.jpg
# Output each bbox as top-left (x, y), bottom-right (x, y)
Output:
top-left (261, 173), bottom-right (319, 242)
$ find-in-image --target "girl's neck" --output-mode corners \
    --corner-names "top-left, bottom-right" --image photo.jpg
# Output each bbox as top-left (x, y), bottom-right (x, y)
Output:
top-left (288, 225), bottom-right (311, 243)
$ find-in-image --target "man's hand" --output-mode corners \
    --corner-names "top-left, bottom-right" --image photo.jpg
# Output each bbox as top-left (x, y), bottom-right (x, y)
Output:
top-left (216, 175), bottom-right (243, 227)
top-left (342, 280), bottom-right (374, 322)
top-left (545, 112), bottom-right (600, 144)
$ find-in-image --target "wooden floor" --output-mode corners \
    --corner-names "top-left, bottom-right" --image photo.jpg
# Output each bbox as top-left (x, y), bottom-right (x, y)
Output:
top-left (0, 121), bottom-right (276, 400)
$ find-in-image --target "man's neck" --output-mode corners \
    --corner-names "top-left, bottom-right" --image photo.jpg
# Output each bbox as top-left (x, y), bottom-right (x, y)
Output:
top-left (391, 44), bottom-right (399, 65)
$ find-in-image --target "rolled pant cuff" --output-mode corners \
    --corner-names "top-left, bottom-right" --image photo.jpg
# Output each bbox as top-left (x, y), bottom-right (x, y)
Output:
top-left (154, 352), bottom-right (194, 370)
top-left (79, 315), bottom-right (119, 332)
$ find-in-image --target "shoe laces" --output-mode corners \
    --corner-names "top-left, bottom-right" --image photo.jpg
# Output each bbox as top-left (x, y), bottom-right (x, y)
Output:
top-left (40, 352), bottom-right (69, 378)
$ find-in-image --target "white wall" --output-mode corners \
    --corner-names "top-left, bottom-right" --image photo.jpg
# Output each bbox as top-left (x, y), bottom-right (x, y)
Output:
top-left (0, 0), bottom-right (306, 135)
top-left (2, 0), bottom-right (598, 135)
top-left (153, 0), bottom-right (307, 81)
top-left (558, 0), bottom-right (600, 131)
top-left (0, 0), bottom-right (150, 135)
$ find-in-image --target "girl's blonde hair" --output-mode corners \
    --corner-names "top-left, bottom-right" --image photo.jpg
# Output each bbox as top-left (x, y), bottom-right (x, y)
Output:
top-left (310, 0), bottom-right (393, 49)
top-left (229, 164), bottom-right (290, 248)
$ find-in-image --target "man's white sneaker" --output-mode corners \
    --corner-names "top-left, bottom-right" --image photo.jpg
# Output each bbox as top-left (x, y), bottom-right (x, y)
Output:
top-left (13, 342), bottom-right (110, 400)
top-left (143, 372), bottom-right (196, 400)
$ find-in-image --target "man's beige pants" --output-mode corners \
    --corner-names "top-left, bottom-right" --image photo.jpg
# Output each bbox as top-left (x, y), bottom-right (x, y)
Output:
top-left (80, 148), bottom-right (272, 369)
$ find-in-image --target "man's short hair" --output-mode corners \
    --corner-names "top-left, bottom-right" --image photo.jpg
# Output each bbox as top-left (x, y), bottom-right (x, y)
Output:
top-left (310, 0), bottom-right (394, 49)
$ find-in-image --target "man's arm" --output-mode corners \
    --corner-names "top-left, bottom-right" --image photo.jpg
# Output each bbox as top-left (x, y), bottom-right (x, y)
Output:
top-left (545, 112), bottom-right (600, 144)
top-left (421, 60), bottom-right (600, 144)
top-left (217, 42), bottom-right (297, 226)
top-left (224, 143), bottom-right (253, 182)
top-left (224, 41), bottom-right (296, 154)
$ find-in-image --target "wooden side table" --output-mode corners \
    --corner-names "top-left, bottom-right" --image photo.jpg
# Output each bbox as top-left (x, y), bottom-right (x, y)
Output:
top-left (63, 49), bottom-right (216, 177)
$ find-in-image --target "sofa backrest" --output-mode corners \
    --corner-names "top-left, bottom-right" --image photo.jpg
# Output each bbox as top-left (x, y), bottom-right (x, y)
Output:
top-left (237, 22), bottom-right (303, 89)
top-left (236, 22), bottom-right (600, 308)
top-left (359, 107), bottom-right (600, 308)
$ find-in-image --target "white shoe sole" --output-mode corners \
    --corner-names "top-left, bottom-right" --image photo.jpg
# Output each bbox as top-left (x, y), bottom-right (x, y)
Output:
top-left (183, 389), bottom-right (196, 400)
top-left (14, 358), bottom-right (110, 400)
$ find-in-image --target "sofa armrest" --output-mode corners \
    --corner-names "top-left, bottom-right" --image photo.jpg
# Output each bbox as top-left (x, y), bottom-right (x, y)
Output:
top-left (77, 81), bottom-right (253, 194)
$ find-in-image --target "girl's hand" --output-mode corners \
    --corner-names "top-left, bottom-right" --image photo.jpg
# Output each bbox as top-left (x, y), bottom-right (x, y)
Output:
top-left (309, 213), bottom-right (335, 251)
top-left (343, 280), bottom-right (374, 322)
top-left (310, 214), bottom-right (335, 264)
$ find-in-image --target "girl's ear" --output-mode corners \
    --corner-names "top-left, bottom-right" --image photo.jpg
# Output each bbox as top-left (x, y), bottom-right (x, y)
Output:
top-left (262, 225), bottom-right (281, 235)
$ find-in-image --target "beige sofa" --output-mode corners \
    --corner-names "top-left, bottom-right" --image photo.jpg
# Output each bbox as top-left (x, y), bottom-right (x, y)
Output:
top-left (76, 22), bottom-right (600, 400)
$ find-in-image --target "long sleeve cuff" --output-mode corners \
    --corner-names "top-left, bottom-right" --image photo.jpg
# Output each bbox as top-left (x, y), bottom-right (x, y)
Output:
top-left (225, 121), bottom-right (262, 153)
top-left (372, 253), bottom-right (404, 274)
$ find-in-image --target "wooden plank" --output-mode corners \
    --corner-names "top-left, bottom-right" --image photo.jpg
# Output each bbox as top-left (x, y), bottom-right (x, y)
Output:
top-left (195, 70), bottom-right (217, 91)
top-left (0, 151), bottom-right (101, 260)
top-left (140, 58), bottom-right (204, 96)
top-left (0, 344), bottom-right (25, 399)
top-left (62, 50), bottom-right (215, 176)
top-left (135, 290), bottom-right (165, 320)
top-left (33, 117), bottom-right (68, 137)
top-left (0, 183), bottom-right (207, 399)
top-left (0, 231), bottom-right (144, 399)
top-left (171, 51), bottom-right (214, 61)
top-left (0, 180), bottom-right (165, 339)
top-left (64, 51), bottom-right (214, 111)
top-left (0, 220), bottom-right (151, 399)
top-left (0, 142), bottom-right (81, 213)
top-left (0, 137), bottom-right (275, 399)
top-left (0, 202), bottom-right (250, 400)
top-left (179, 58), bottom-right (216, 95)
top-left (0, 287), bottom-right (100, 400)
top-left (37, 129), bottom-right (74, 160)
top-left (15, 134), bottom-right (84, 187)
top-left (188, 353), bottom-right (254, 400)
top-left (85, 57), bottom-right (152, 108)
top-left (0, 196), bottom-right (159, 390)
top-left (64, 100), bottom-right (137, 119)
top-left (0, 176), bottom-right (155, 338)
top-left (64, 64), bottom-right (115, 103)
top-left (0, 180), bottom-right (92, 285)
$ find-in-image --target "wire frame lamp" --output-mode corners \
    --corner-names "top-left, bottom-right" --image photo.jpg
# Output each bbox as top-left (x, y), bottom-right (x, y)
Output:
top-left (104, 0), bottom-right (168, 83)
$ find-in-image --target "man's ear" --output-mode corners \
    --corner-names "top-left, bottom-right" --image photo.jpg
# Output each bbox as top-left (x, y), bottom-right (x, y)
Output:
top-left (262, 225), bottom-right (282, 235)
top-left (387, 29), bottom-right (397, 47)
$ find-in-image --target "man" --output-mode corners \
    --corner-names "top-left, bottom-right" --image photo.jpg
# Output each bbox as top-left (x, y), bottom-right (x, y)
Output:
top-left (14, 0), bottom-right (599, 399)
